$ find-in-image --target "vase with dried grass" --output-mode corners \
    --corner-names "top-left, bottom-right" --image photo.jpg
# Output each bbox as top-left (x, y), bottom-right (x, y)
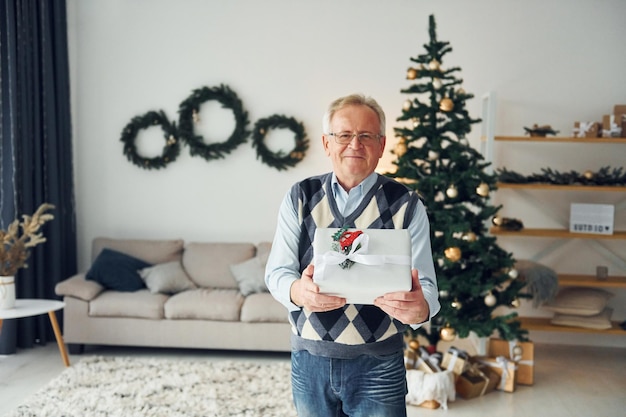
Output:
top-left (0, 203), bottom-right (55, 309)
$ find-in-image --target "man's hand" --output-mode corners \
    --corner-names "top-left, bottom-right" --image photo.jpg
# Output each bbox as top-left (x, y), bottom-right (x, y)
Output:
top-left (290, 264), bottom-right (346, 312)
top-left (374, 269), bottom-right (430, 324)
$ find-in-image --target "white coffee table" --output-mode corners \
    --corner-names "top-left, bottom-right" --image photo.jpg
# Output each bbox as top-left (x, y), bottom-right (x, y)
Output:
top-left (0, 299), bottom-right (70, 367)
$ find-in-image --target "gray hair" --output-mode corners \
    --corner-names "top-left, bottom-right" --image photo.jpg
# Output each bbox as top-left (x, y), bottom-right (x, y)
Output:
top-left (322, 94), bottom-right (386, 135)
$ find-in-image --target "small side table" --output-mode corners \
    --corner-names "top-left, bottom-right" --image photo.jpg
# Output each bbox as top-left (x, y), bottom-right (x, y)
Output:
top-left (0, 299), bottom-right (70, 367)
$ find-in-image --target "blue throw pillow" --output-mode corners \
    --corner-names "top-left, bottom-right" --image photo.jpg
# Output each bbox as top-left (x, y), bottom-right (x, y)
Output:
top-left (86, 248), bottom-right (152, 291)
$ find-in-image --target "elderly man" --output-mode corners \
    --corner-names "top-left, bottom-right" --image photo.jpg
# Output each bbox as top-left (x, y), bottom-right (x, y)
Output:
top-left (265, 93), bottom-right (440, 417)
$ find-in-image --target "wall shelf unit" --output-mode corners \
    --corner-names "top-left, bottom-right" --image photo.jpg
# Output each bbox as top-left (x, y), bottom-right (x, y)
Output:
top-left (481, 93), bottom-right (626, 336)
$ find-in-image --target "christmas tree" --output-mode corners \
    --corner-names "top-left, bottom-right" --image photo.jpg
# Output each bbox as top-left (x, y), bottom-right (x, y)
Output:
top-left (386, 15), bottom-right (529, 346)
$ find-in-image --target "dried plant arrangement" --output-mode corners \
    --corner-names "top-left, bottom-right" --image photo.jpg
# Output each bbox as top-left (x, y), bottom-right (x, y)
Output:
top-left (0, 203), bottom-right (55, 276)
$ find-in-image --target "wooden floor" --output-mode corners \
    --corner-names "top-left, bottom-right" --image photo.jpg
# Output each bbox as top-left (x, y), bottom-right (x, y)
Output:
top-left (1, 343), bottom-right (625, 417)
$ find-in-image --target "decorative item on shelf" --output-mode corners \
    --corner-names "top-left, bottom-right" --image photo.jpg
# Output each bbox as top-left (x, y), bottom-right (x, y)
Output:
top-left (613, 104), bottom-right (626, 138)
top-left (496, 166), bottom-right (626, 186)
top-left (0, 203), bottom-right (55, 309)
top-left (120, 110), bottom-right (180, 170)
top-left (251, 114), bottom-right (309, 171)
top-left (178, 84), bottom-right (250, 161)
top-left (513, 259), bottom-right (559, 307)
top-left (523, 124), bottom-right (559, 137)
top-left (601, 114), bottom-right (622, 137)
top-left (572, 121), bottom-right (600, 138)
top-left (492, 216), bottom-right (524, 231)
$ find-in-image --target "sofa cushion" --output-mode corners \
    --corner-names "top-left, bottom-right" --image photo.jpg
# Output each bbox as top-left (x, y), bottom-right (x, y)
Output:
top-left (89, 289), bottom-right (168, 319)
top-left (139, 261), bottom-right (197, 294)
top-left (164, 288), bottom-right (244, 321)
top-left (182, 242), bottom-right (255, 289)
top-left (86, 248), bottom-right (151, 291)
top-left (55, 274), bottom-right (105, 301)
top-left (230, 257), bottom-right (268, 296)
top-left (240, 292), bottom-right (288, 323)
top-left (92, 237), bottom-right (184, 264)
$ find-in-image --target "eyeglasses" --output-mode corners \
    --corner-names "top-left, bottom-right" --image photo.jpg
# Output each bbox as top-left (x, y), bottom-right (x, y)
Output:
top-left (327, 132), bottom-right (382, 145)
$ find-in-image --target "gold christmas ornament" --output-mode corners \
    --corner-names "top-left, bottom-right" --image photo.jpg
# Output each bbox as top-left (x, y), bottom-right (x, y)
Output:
top-left (492, 216), bottom-right (503, 226)
top-left (508, 268), bottom-right (519, 279)
top-left (428, 59), bottom-right (440, 70)
top-left (451, 299), bottom-right (462, 309)
top-left (403, 100), bottom-right (412, 111)
top-left (511, 298), bottom-right (521, 308)
top-left (408, 339), bottom-right (420, 351)
top-left (476, 182), bottom-right (490, 197)
top-left (439, 289), bottom-right (449, 298)
top-left (583, 170), bottom-right (594, 180)
top-left (394, 139), bottom-right (408, 156)
top-left (412, 118), bottom-right (420, 128)
top-left (406, 67), bottom-right (419, 80)
top-left (445, 184), bottom-right (458, 198)
top-left (440, 325), bottom-right (457, 342)
top-left (462, 231), bottom-right (477, 242)
top-left (432, 78), bottom-right (442, 89)
top-left (445, 246), bottom-right (462, 262)
top-left (167, 135), bottom-right (177, 145)
top-left (484, 292), bottom-right (497, 307)
top-left (457, 88), bottom-right (466, 95)
top-left (439, 97), bottom-right (454, 112)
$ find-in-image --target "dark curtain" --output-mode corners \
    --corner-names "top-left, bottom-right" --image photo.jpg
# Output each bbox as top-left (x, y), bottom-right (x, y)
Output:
top-left (0, 0), bottom-right (77, 353)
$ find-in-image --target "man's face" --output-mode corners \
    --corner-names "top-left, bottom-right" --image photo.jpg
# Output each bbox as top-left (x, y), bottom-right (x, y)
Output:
top-left (322, 104), bottom-right (386, 190)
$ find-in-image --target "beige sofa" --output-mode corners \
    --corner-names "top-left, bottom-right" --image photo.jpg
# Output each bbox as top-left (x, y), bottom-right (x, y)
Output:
top-left (55, 237), bottom-right (291, 353)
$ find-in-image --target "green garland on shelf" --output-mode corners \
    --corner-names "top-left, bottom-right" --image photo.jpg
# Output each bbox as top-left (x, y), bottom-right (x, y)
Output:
top-left (178, 84), bottom-right (250, 161)
top-left (120, 110), bottom-right (180, 170)
top-left (496, 166), bottom-right (626, 186)
top-left (252, 114), bottom-right (309, 171)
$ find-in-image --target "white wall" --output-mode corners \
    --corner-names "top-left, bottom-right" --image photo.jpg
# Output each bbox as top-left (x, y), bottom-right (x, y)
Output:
top-left (66, 0), bottom-right (626, 347)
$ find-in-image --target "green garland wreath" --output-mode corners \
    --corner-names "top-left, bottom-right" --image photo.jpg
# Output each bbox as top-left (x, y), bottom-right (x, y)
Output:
top-left (252, 114), bottom-right (309, 171)
top-left (178, 84), bottom-right (250, 161)
top-left (120, 110), bottom-right (180, 170)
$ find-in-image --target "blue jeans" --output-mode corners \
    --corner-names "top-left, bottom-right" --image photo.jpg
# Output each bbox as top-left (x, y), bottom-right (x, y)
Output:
top-left (291, 350), bottom-right (407, 417)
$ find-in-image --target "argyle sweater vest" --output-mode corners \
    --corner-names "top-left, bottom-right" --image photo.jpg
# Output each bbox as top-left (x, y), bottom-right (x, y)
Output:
top-left (288, 173), bottom-right (420, 359)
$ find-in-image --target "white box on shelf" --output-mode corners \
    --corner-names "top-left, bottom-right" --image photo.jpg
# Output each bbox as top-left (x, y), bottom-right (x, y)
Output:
top-left (312, 228), bottom-right (412, 304)
top-left (569, 203), bottom-right (614, 235)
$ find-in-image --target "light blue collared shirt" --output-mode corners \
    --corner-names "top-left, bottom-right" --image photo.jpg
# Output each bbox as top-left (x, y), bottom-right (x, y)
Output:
top-left (265, 172), bottom-right (440, 327)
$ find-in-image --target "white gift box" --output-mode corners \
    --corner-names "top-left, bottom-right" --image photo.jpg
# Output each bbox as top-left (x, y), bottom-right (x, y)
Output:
top-left (312, 228), bottom-right (412, 304)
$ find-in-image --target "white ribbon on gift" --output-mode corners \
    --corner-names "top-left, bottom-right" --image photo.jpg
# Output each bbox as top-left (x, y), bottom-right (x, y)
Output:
top-left (493, 356), bottom-right (517, 390)
top-left (445, 346), bottom-right (468, 373)
top-left (418, 347), bottom-right (443, 372)
top-left (316, 233), bottom-right (411, 280)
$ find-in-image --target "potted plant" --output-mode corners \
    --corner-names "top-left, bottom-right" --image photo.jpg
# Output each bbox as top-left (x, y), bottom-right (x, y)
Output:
top-left (0, 203), bottom-right (55, 309)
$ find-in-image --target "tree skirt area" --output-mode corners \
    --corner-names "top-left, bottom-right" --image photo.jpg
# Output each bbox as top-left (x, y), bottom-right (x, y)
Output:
top-left (6, 356), bottom-right (296, 417)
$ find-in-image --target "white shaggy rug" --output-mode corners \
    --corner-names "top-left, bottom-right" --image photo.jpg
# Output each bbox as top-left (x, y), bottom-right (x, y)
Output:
top-left (6, 356), bottom-right (296, 417)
